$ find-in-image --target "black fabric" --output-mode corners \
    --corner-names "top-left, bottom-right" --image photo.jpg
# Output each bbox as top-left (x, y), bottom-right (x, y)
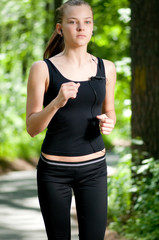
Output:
top-left (37, 155), bottom-right (107, 240)
top-left (41, 57), bottom-right (106, 156)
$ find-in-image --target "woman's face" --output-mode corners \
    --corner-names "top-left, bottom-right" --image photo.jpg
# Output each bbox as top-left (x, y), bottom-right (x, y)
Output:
top-left (60, 5), bottom-right (93, 48)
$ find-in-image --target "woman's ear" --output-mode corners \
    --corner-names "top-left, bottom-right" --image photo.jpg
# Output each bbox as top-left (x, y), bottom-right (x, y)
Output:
top-left (56, 23), bottom-right (63, 36)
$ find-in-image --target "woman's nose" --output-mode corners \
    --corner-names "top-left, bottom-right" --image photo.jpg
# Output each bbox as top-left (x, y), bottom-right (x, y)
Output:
top-left (77, 22), bottom-right (84, 31)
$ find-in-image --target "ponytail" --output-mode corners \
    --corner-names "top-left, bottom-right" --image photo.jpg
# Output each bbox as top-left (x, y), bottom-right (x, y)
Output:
top-left (43, 31), bottom-right (64, 59)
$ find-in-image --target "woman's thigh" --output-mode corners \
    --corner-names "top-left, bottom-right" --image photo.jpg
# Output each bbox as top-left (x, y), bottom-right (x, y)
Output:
top-left (37, 158), bottom-right (72, 240)
top-left (74, 160), bottom-right (107, 240)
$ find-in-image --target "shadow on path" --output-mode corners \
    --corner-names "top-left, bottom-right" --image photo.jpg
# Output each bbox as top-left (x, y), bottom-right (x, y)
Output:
top-left (0, 171), bottom-right (47, 240)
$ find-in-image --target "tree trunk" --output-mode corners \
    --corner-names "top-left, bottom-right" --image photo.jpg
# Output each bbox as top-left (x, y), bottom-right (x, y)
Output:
top-left (43, 0), bottom-right (63, 47)
top-left (54, 0), bottom-right (63, 26)
top-left (131, 0), bottom-right (159, 160)
top-left (43, 1), bottom-right (53, 46)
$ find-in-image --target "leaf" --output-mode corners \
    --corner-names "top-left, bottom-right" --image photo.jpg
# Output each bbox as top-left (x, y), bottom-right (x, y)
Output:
top-left (137, 164), bottom-right (149, 174)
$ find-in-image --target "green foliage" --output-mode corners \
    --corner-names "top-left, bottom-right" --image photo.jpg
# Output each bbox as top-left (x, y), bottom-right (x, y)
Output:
top-left (108, 150), bottom-right (132, 224)
top-left (108, 149), bottom-right (159, 240)
top-left (0, 0), bottom-right (50, 160)
top-left (89, 0), bottom-right (130, 61)
top-left (124, 158), bottom-right (159, 240)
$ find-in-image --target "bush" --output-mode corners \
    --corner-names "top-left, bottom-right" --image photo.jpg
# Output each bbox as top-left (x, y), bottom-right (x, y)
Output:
top-left (108, 152), bottom-right (159, 240)
top-left (108, 152), bottom-right (132, 226)
top-left (124, 158), bottom-right (159, 240)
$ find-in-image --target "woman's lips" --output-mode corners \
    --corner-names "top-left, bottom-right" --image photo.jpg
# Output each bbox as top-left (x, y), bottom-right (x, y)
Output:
top-left (77, 35), bottom-right (86, 38)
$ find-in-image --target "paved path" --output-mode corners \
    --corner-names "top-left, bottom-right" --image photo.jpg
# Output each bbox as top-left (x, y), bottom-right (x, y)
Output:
top-left (0, 153), bottom-right (119, 240)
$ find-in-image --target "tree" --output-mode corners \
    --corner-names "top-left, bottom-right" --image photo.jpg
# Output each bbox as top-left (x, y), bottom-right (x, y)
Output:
top-left (43, 0), bottom-right (63, 46)
top-left (54, 0), bottom-right (63, 25)
top-left (131, 0), bottom-right (159, 161)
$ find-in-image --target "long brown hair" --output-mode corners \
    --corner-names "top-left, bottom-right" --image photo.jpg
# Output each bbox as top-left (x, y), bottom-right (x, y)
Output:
top-left (43, 0), bottom-right (93, 59)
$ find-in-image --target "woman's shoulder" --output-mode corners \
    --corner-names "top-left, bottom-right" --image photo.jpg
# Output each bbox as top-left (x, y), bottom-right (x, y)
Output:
top-left (29, 60), bottom-right (49, 79)
top-left (28, 60), bottom-right (49, 85)
top-left (101, 58), bottom-right (116, 71)
top-left (100, 58), bottom-right (116, 83)
top-left (30, 60), bottom-right (48, 71)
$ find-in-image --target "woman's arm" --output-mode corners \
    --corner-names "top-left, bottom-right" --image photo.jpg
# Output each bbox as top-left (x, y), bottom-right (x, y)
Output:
top-left (96, 60), bottom-right (116, 135)
top-left (26, 61), bottom-right (80, 137)
top-left (26, 61), bottom-right (58, 137)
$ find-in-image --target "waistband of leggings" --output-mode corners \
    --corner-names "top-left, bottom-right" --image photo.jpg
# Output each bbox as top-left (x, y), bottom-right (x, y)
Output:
top-left (40, 153), bottom-right (106, 167)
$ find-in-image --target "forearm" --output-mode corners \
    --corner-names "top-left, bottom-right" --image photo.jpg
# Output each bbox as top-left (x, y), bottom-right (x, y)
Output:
top-left (104, 109), bottom-right (116, 125)
top-left (26, 98), bottom-right (59, 137)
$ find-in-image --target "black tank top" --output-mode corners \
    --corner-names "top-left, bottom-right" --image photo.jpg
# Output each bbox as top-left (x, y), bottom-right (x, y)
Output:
top-left (41, 57), bottom-right (106, 156)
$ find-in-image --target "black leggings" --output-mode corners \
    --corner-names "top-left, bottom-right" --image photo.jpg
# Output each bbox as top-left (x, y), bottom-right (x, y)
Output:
top-left (37, 154), bottom-right (107, 240)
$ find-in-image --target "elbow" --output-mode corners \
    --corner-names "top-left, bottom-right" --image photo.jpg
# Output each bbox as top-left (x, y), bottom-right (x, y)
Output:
top-left (26, 117), bottom-right (37, 137)
top-left (29, 132), bottom-right (36, 138)
top-left (26, 117), bottom-right (44, 137)
top-left (26, 123), bottom-right (43, 137)
top-left (26, 118), bottom-right (38, 137)
top-left (26, 124), bottom-right (37, 138)
top-left (27, 128), bottom-right (36, 138)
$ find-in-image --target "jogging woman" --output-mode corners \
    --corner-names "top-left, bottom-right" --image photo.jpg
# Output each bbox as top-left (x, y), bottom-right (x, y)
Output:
top-left (26, 1), bottom-right (116, 239)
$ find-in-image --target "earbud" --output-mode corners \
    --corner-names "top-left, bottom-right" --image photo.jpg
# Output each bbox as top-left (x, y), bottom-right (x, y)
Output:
top-left (59, 29), bottom-right (63, 37)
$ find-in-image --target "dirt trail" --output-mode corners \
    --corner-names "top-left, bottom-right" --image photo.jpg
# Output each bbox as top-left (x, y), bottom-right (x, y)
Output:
top-left (105, 229), bottom-right (126, 240)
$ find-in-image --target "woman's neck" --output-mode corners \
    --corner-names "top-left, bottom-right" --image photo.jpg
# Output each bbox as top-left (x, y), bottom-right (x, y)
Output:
top-left (60, 46), bottom-right (92, 67)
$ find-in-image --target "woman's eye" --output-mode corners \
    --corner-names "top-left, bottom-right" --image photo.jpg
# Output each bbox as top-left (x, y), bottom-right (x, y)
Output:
top-left (85, 21), bottom-right (91, 24)
top-left (68, 20), bottom-right (91, 25)
top-left (69, 21), bottom-right (76, 24)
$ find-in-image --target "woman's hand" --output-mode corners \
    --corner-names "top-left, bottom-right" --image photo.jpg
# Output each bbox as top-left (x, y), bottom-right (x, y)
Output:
top-left (96, 114), bottom-right (115, 135)
top-left (55, 82), bottom-right (80, 108)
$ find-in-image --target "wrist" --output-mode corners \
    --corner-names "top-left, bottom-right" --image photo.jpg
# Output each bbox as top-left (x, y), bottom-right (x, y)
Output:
top-left (51, 98), bottom-right (61, 111)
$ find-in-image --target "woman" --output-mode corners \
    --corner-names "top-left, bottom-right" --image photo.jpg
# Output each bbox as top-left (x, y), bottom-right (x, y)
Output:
top-left (26, 0), bottom-right (116, 239)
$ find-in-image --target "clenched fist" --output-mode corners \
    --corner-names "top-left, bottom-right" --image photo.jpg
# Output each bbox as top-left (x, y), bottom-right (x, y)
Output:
top-left (96, 114), bottom-right (114, 135)
top-left (55, 82), bottom-right (80, 108)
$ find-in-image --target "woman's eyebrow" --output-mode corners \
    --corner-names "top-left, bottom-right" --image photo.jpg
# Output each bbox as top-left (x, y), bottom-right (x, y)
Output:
top-left (67, 17), bottom-right (92, 20)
